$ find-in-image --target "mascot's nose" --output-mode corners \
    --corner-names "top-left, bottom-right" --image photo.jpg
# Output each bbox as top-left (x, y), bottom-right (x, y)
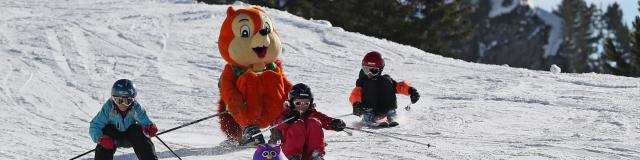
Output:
top-left (259, 27), bottom-right (271, 36)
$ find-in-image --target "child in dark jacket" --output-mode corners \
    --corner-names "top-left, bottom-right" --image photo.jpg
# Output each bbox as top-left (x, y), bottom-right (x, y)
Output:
top-left (273, 83), bottom-right (346, 160)
top-left (89, 79), bottom-right (158, 160)
top-left (349, 51), bottom-right (420, 127)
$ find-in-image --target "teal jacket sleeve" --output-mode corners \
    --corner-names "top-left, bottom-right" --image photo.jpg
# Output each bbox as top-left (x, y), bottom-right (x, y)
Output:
top-left (133, 102), bottom-right (153, 126)
top-left (89, 100), bottom-right (111, 143)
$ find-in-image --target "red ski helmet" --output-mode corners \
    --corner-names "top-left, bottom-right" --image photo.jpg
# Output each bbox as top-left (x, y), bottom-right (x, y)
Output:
top-left (362, 51), bottom-right (384, 77)
top-left (362, 51), bottom-right (384, 68)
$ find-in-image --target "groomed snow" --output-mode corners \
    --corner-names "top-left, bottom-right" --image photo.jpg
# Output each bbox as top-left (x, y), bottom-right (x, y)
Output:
top-left (0, 0), bottom-right (639, 159)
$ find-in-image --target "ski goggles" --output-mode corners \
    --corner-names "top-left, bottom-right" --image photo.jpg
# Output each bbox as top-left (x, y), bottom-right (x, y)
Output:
top-left (112, 96), bottom-right (135, 106)
top-left (362, 65), bottom-right (381, 76)
top-left (293, 101), bottom-right (311, 106)
top-left (292, 99), bottom-right (311, 111)
top-left (261, 150), bottom-right (278, 158)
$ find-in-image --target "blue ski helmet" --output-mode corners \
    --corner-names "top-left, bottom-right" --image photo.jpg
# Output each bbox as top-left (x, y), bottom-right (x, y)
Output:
top-left (111, 79), bottom-right (136, 97)
top-left (287, 83), bottom-right (313, 108)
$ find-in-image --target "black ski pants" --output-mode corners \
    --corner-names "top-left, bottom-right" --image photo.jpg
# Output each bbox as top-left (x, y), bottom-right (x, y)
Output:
top-left (95, 124), bottom-right (158, 160)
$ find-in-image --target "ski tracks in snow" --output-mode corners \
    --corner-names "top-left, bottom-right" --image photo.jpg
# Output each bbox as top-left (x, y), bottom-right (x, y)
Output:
top-left (2, 1), bottom-right (640, 159)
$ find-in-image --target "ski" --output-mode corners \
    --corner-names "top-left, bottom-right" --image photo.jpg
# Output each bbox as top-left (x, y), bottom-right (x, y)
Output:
top-left (388, 121), bottom-right (399, 127)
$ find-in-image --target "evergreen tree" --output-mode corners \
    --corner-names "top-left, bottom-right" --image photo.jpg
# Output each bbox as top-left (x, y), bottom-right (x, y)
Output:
top-left (334, 0), bottom-right (412, 43)
top-left (199, 0), bottom-right (470, 58)
top-left (591, 4), bottom-right (606, 73)
top-left (405, 0), bottom-right (471, 58)
top-left (603, 3), bottom-right (631, 56)
top-left (632, 1), bottom-right (640, 76)
top-left (603, 38), bottom-right (631, 76)
top-left (601, 2), bottom-right (633, 76)
top-left (554, 0), bottom-right (599, 73)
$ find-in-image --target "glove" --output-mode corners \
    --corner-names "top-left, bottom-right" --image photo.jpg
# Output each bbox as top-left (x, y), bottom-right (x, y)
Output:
top-left (142, 123), bottom-right (158, 138)
top-left (330, 119), bottom-right (346, 131)
top-left (98, 135), bottom-right (114, 150)
top-left (352, 102), bottom-right (366, 116)
top-left (241, 124), bottom-right (265, 145)
top-left (409, 87), bottom-right (420, 104)
top-left (284, 110), bottom-right (302, 124)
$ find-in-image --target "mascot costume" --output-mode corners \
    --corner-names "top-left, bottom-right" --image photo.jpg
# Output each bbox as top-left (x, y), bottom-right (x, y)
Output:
top-left (217, 6), bottom-right (292, 145)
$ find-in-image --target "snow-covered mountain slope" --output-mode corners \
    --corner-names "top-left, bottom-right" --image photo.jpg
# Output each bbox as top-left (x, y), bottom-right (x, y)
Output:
top-left (1, 0), bottom-right (639, 159)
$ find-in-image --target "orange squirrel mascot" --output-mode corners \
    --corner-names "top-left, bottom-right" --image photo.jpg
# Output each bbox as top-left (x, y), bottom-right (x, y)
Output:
top-left (217, 6), bottom-right (292, 144)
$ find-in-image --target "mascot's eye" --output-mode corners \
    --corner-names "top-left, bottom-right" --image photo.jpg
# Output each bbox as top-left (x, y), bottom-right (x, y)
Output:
top-left (240, 25), bottom-right (250, 38)
top-left (262, 151), bottom-right (269, 157)
top-left (270, 151), bottom-right (277, 156)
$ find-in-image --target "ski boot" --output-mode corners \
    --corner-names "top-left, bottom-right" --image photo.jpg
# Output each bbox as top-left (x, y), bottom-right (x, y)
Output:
top-left (362, 113), bottom-right (388, 127)
top-left (386, 110), bottom-right (399, 127)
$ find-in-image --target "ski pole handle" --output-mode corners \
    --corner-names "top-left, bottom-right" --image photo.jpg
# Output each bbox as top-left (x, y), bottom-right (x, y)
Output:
top-left (405, 103), bottom-right (412, 111)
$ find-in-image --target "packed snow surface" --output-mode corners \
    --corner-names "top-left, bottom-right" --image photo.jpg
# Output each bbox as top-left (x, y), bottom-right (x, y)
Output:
top-left (0, 0), bottom-right (639, 159)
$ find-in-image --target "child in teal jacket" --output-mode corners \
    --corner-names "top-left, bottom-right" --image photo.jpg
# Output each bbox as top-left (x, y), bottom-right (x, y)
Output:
top-left (89, 79), bottom-right (158, 160)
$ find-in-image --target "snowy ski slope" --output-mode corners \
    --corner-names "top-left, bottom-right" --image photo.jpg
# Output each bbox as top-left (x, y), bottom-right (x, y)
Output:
top-left (0, 0), bottom-right (639, 159)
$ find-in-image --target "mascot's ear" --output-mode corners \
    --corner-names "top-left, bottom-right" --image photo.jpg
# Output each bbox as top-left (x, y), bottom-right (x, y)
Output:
top-left (226, 6), bottom-right (236, 16)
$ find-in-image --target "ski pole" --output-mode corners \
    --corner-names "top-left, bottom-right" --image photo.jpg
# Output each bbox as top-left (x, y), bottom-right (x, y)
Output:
top-left (156, 135), bottom-right (182, 160)
top-left (158, 111), bottom-right (228, 135)
top-left (333, 113), bottom-right (354, 136)
top-left (252, 115), bottom-right (354, 138)
top-left (333, 113), bottom-right (353, 119)
top-left (69, 148), bottom-right (94, 160)
top-left (70, 111), bottom-right (227, 160)
top-left (405, 103), bottom-right (412, 111)
top-left (251, 117), bottom-right (295, 138)
top-left (345, 127), bottom-right (432, 148)
top-left (241, 117), bottom-right (295, 145)
top-left (251, 113), bottom-right (356, 138)
top-left (343, 129), bottom-right (353, 136)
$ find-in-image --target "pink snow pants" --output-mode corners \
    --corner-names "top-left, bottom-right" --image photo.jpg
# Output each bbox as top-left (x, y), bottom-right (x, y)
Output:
top-left (281, 117), bottom-right (325, 160)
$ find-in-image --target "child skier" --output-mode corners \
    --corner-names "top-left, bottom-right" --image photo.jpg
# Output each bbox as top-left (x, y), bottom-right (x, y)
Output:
top-left (89, 79), bottom-right (158, 160)
top-left (273, 83), bottom-right (347, 160)
top-left (349, 51), bottom-right (420, 127)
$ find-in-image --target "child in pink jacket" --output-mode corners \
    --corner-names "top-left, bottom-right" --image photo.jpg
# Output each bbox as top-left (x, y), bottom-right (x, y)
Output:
top-left (273, 83), bottom-right (346, 160)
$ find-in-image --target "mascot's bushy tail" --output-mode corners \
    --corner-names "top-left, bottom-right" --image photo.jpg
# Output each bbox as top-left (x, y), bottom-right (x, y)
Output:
top-left (218, 99), bottom-right (242, 141)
